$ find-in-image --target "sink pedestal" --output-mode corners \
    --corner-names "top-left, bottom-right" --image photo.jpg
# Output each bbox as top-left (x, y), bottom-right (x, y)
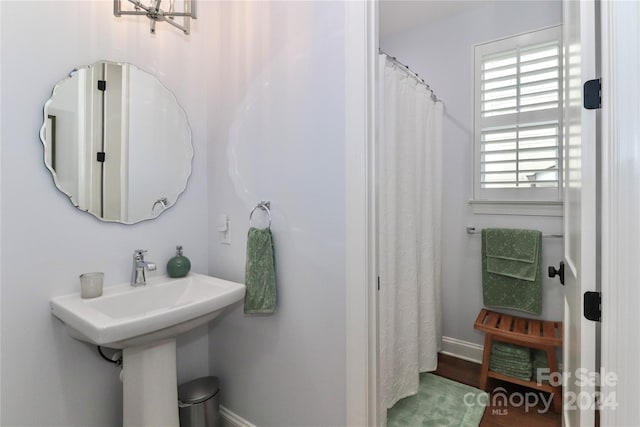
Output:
top-left (123, 339), bottom-right (179, 427)
top-left (50, 273), bottom-right (246, 425)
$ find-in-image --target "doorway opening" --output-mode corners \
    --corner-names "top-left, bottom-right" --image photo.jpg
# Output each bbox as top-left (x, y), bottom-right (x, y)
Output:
top-left (375, 1), bottom-right (598, 425)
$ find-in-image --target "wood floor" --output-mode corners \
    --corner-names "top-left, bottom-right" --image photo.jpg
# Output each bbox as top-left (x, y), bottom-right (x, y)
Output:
top-left (434, 353), bottom-right (561, 427)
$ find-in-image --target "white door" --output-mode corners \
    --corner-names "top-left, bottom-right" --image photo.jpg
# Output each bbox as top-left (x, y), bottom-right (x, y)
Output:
top-left (562, 0), bottom-right (598, 425)
top-left (102, 62), bottom-right (125, 222)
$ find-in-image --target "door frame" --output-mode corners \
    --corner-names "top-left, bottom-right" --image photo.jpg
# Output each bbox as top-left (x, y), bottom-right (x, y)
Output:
top-left (599, 1), bottom-right (640, 425)
top-left (345, 0), bottom-right (379, 426)
top-left (345, 0), bottom-right (640, 425)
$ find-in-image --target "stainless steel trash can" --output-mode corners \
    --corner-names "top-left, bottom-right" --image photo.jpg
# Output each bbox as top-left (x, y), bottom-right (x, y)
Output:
top-left (178, 376), bottom-right (221, 427)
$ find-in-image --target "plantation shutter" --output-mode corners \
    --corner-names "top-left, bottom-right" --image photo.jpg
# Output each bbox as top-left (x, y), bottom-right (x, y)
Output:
top-left (474, 26), bottom-right (562, 201)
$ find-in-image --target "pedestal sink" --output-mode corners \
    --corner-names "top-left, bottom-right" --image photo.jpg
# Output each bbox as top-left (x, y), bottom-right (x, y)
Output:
top-left (50, 273), bottom-right (245, 427)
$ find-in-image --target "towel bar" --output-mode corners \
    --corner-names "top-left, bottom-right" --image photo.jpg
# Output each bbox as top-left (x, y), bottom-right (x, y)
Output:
top-left (466, 226), bottom-right (563, 238)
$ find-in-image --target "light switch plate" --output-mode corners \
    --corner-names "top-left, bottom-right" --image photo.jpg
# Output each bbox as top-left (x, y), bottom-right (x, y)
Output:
top-left (221, 220), bottom-right (231, 245)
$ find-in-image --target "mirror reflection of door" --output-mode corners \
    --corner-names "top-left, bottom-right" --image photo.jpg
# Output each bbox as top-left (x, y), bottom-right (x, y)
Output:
top-left (102, 62), bottom-right (126, 222)
top-left (44, 115), bottom-right (56, 171)
top-left (48, 63), bottom-right (126, 221)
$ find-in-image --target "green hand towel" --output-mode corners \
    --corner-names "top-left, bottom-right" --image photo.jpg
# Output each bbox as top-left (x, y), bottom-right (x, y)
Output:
top-left (482, 228), bottom-right (543, 314)
top-left (491, 353), bottom-right (531, 364)
top-left (490, 357), bottom-right (532, 371)
top-left (489, 355), bottom-right (533, 372)
top-left (489, 341), bottom-right (536, 381)
top-left (533, 349), bottom-right (549, 365)
top-left (532, 350), bottom-right (550, 383)
top-left (491, 342), bottom-right (532, 361)
top-left (244, 227), bottom-right (276, 314)
top-left (490, 355), bottom-right (532, 367)
top-left (489, 365), bottom-right (532, 382)
top-left (485, 228), bottom-right (540, 281)
top-left (489, 361), bottom-right (532, 375)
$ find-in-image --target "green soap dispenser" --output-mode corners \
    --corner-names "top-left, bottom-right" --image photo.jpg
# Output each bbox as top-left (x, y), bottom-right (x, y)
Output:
top-left (167, 245), bottom-right (191, 278)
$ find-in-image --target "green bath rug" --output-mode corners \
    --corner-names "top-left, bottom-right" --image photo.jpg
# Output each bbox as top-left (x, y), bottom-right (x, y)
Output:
top-left (387, 373), bottom-right (487, 427)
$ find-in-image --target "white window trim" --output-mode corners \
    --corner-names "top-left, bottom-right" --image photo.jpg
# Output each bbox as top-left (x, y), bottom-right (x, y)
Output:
top-left (471, 25), bottom-right (564, 215)
top-left (469, 199), bottom-right (563, 216)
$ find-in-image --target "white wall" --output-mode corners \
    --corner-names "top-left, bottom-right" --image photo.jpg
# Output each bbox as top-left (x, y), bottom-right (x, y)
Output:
top-left (380, 1), bottom-right (564, 346)
top-left (46, 79), bottom-right (81, 204)
top-left (1, 2), bottom-right (212, 425)
top-left (205, 2), bottom-right (347, 426)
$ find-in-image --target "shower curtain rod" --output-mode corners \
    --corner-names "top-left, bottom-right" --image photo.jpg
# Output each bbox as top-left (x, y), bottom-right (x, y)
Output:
top-left (379, 49), bottom-right (443, 104)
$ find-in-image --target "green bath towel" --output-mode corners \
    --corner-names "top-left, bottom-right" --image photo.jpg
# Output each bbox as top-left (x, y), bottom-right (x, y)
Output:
top-left (244, 227), bottom-right (276, 314)
top-left (485, 228), bottom-right (539, 262)
top-left (482, 228), bottom-right (543, 314)
top-left (485, 228), bottom-right (540, 281)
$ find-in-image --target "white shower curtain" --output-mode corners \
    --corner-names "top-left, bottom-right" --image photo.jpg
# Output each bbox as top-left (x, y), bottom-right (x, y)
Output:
top-left (378, 54), bottom-right (443, 410)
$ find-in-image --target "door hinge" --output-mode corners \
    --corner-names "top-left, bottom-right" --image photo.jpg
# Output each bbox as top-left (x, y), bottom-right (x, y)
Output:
top-left (377, 276), bottom-right (380, 291)
top-left (584, 291), bottom-right (601, 322)
top-left (97, 80), bottom-right (107, 91)
top-left (96, 152), bottom-right (106, 162)
top-left (583, 78), bottom-right (601, 109)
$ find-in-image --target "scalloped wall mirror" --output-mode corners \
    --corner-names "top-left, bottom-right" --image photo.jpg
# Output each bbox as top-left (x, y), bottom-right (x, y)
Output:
top-left (40, 60), bottom-right (193, 224)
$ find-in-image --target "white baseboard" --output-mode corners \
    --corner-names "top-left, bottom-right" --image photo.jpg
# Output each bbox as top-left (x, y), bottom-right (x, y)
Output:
top-left (220, 405), bottom-right (256, 427)
top-left (440, 336), bottom-right (484, 364)
top-left (219, 337), bottom-right (550, 426)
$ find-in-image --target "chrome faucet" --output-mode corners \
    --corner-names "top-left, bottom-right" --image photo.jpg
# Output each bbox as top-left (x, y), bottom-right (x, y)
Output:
top-left (131, 249), bottom-right (157, 287)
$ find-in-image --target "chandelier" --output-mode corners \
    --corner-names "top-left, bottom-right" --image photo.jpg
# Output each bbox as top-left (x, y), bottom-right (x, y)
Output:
top-left (114, 0), bottom-right (197, 35)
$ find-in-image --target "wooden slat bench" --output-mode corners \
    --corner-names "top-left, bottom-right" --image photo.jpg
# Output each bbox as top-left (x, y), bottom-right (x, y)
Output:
top-left (474, 308), bottom-right (563, 412)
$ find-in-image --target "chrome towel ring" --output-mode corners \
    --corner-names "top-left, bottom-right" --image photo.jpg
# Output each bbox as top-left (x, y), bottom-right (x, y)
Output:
top-left (249, 201), bottom-right (271, 228)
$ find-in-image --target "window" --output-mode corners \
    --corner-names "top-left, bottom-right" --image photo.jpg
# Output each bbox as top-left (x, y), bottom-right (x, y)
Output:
top-left (473, 26), bottom-right (563, 213)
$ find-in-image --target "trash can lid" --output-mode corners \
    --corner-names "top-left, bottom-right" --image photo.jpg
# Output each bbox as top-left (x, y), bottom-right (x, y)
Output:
top-left (178, 376), bottom-right (219, 404)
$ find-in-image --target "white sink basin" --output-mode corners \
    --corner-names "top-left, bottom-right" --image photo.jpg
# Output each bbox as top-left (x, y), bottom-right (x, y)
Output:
top-left (51, 272), bottom-right (245, 427)
top-left (51, 273), bottom-right (245, 349)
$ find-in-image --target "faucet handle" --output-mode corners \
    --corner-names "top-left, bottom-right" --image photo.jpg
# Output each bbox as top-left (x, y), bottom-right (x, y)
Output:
top-left (133, 249), bottom-right (148, 260)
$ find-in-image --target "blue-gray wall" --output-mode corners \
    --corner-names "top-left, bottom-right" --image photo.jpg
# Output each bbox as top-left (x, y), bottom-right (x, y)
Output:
top-left (206, 2), bottom-right (347, 426)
